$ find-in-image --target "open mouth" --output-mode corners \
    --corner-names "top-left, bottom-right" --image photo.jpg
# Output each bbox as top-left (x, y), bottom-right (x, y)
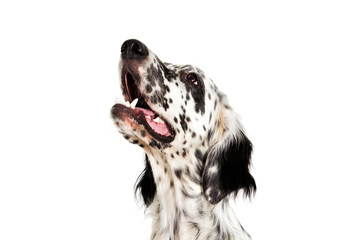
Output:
top-left (115, 72), bottom-right (175, 143)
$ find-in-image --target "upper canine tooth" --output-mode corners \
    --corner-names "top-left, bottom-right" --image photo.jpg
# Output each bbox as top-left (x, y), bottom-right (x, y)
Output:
top-left (159, 118), bottom-right (165, 124)
top-left (130, 98), bottom-right (138, 109)
top-left (125, 101), bottom-right (130, 107)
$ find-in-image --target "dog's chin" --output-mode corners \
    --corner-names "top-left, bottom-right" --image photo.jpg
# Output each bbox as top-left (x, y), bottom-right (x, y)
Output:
top-left (111, 103), bottom-right (175, 144)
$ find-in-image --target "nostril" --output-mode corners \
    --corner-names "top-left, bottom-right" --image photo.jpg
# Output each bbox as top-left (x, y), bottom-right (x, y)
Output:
top-left (121, 42), bottom-right (127, 53)
top-left (131, 42), bottom-right (143, 55)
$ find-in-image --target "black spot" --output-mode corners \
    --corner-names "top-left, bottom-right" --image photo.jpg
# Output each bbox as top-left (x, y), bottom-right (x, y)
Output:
top-left (139, 144), bottom-right (144, 148)
top-left (183, 140), bottom-right (187, 144)
top-left (179, 114), bottom-right (188, 132)
top-left (149, 139), bottom-right (161, 149)
top-left (191, 132), bottom-right (196, 138)
top-left (173, 218), bottom-right (179, 236)
top-left (169, 98), bottom-right (173, 104)
top-left (162, 98), bottom-right (169, 111)
top-left (191, 222), bottom-right (200, 233)
top-left (185, 166), bottom-right (190, 176)
top-left (174, 117), bottom-right (178, 123)
top-left (209, 113), bottom-right (212, 123)
top-left (186, 117), bottom-right (191, 122)
top-left (214, 99), bottom-right (218, 111)
top-left (146, 84), bottom-right (152, 93)
top-left (195, 149), bottom-right (204, 162)
top-left (133, 140), bottom-right (139, 144)
top-left (208, 93), bottom-right (211, 100)
top-left (207, 128), bottom-right (214, 141)
top-left (164, 167), bottom-right (167, 173)
top-left (186, 94), bottom-right (190, 100)
top-left (182, 148), bottom-right (187, 157)
top-left (174, 169), bottom-right (182, 179)
top-left (170, 181), bottom-right (174, 188)
top-left (203, 125), bottom-right (206, 131)
top-left (170, 153), bottom-right (174, 158)
top-left (176, 151), bottom-right (179, 156)
top-left (141, 130), bottom-right (146, 137)
top-left (216, 223), bottom-right (221, 234)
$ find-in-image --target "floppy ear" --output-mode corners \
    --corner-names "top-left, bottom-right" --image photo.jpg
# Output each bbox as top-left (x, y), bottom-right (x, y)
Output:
top-left (135, 154), bottom-right (156, 206)
top-left (202, 108), bottom-right (256, 204)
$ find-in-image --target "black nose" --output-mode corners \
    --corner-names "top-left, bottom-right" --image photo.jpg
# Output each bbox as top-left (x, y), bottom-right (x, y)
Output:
top-left (121, 39), bottom-right (149, 59)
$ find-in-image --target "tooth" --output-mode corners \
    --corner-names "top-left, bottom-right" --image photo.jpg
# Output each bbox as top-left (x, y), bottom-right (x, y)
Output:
top-left (125, 101), bottom-right (130, 107)
top-left (146, 115), bottom-right (151, 120)
top-left (130, 98), bottom-right (138, 109)
top-left (153, 117), bottom-right (165, 124)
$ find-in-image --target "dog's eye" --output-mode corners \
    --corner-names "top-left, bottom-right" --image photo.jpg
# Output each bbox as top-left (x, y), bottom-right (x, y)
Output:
top-left (186, 74), bottom-right (198, 85)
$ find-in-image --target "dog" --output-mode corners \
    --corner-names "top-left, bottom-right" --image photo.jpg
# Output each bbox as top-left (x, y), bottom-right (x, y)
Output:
top-left (111, 39), bottom-right (256, 240)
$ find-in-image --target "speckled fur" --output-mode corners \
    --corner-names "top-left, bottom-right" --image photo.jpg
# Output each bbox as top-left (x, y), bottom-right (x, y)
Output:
top-left (111, 40), bottom-right (256, 240)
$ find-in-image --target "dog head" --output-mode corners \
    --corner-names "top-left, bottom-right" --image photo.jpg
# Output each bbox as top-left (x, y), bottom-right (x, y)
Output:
top-left (111, 39), bottom-right (255, 205)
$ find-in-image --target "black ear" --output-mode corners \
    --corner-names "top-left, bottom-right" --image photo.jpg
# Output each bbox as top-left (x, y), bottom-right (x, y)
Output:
top-left (202, 131), bottom-right (256, 204)
top-left (135, 154), bottom-right (156, 206)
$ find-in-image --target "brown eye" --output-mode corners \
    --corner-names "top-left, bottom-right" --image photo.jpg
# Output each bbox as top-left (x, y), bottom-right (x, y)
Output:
top-left (186, 74), bottom-right (198, 85)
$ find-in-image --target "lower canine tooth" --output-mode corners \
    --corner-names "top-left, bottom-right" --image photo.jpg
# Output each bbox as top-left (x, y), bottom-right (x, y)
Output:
top-left (153, 117), bottom-right (165, 124)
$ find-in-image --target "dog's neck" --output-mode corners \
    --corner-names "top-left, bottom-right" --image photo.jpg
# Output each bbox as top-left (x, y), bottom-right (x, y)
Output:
top-left (144, 148), bottom-right (250, 240)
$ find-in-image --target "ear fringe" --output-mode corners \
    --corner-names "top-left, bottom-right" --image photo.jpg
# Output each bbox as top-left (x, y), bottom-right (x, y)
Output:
top-left (228, 131), bottom-right (256, 199)
top-left (134, 154), bottom-right (156, 207)
top-left (203, 131), bottom-right (256, 204)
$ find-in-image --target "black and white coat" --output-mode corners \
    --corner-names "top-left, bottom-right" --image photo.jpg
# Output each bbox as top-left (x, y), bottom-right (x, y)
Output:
top-left (111, 39), bottom-right (256, 240)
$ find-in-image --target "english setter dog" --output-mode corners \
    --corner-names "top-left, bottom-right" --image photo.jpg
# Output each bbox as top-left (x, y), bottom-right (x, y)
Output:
top-left (111, 39), bottom-right (256, 240)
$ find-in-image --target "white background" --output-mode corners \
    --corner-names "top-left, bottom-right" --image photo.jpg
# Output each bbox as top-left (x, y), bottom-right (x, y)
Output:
top-left (1, 0), bottom-right (351, 239)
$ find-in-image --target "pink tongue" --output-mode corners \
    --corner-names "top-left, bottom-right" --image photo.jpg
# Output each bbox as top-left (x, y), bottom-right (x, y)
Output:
top-left (135, 107), bottom-right (155, 117)
top-left (135, 107), bottom-right (170, 136)
top-left (145, 117), bottom-right (171, 136)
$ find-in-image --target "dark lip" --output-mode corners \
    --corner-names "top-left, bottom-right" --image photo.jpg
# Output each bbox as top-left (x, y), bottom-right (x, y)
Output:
top-left (117, 63), bottom-right (176, 143)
